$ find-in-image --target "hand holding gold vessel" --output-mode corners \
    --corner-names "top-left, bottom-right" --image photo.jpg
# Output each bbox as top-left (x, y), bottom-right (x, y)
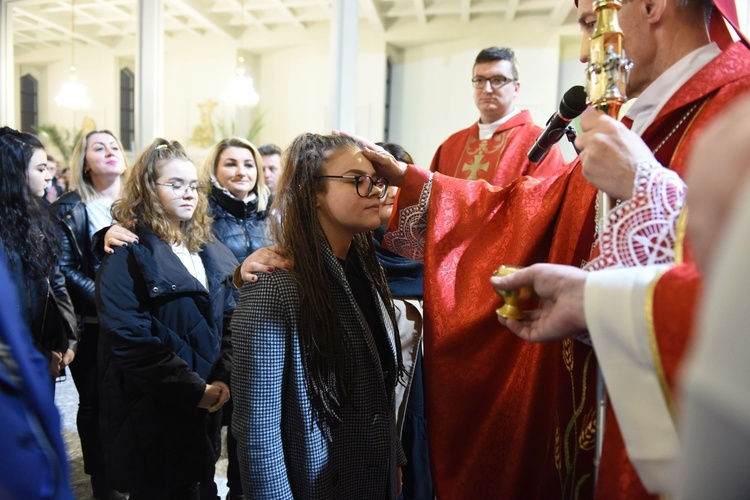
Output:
top-left (491, 266), bottom-right (536, 319)
top-left (489, 264), bottom-right (588, 342)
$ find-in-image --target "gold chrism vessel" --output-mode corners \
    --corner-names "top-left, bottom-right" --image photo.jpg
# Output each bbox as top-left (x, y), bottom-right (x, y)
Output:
top-left (492, 266), bottom-right (535, 319)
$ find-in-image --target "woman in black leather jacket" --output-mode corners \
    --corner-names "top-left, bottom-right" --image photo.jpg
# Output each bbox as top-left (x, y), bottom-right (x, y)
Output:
top-left (0, 127), bottom-right (77, 381)
top-left (206, 137), bottom-right (273, 263)
top-left (49, 130), bottom-right (128, 500)
top-left (203, 137), bottom-right (272, 499)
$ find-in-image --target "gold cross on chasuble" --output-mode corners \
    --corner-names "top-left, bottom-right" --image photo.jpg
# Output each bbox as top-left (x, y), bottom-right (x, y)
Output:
top-left (461, 155), bottom-right (490, 180)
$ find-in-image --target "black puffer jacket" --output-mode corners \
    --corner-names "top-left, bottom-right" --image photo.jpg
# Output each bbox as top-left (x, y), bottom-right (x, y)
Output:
top-left (48, 191), bottom-right (98, 318)
top-left (208, 189), bottom-right (273, 262)
top-left (95, 228), bottom-right (237, 492)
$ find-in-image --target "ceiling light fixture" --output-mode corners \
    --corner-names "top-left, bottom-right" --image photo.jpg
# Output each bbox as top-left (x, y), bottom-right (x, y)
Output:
top-left (223, 0), bottom-right (259, 108)
top-left (55, 0), bottom-right (90, 110)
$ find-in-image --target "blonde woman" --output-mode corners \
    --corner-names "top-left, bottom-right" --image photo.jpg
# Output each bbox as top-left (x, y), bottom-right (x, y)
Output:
top-left (205, 137), bottom-right (272, 263)
top-left (49, 130), bottom-right (129, 499)
top-left (204, 138), bottom-right (271, 498)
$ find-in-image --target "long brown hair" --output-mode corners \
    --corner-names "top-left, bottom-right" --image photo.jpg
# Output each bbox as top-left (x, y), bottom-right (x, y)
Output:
top-left (111, 139), bottom-right (213, 252)
top-left (273, 133), bottom-right (402, 436)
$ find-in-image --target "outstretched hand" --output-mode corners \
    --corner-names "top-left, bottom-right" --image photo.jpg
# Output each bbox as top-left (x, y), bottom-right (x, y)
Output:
top-left (333, 130), bottom-right (407, 187)
top-left (489, 263), bottom-right (589, 342)
top-left (361, 147), bottom-right (407, 188)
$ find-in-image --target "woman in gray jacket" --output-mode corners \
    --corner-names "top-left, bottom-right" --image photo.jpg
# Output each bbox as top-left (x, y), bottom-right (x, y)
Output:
top-left (231, 133), bottom-right (405, 499)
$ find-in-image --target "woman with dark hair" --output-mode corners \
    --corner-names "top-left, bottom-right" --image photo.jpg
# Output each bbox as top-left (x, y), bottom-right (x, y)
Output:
top-left (49, 129), bottom-right (129, 499)
top-left (96, 139), bottom-right (236, 499)
top-left (231, 133), bottom-right (405, 499)
top-left (0, 126), bottom-right (77, 381)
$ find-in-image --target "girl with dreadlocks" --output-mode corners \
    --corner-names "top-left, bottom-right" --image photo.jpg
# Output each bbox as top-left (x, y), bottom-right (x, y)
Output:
top-left (231, 133), bottom-right (405, 499)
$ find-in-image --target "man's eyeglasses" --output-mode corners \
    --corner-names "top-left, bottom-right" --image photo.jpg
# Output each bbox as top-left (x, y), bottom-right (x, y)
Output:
top-left (155, 182), bottom-right (205, 197)
top-left (315, 174), bottom-right (389, 199)
top-left (471, 75), bottom-right (515, 90)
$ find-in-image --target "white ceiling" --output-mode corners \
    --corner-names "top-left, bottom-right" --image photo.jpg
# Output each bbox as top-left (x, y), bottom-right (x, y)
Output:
top-left (10, 0), bottom-right (579, 54)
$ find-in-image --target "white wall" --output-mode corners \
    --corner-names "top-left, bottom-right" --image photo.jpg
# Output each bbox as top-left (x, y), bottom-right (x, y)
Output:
top-left (386, 17), bottom-right (566, 165)
top-left (249, 24), bottom-right (389, 151)
top-left (162, 31), bottom-right (239, 147)
top-left (11, 14), bottom-right (580, 166)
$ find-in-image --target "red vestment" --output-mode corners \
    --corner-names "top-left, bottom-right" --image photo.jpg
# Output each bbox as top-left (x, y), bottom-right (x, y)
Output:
top-left (595, 41), bottom-right (750, 499)
top-left (389, 162), bottom-right (599, 499)
top-left (430, 110), bottom-right (565, 184)
top-left (386, 42), bottom-right (750, 499)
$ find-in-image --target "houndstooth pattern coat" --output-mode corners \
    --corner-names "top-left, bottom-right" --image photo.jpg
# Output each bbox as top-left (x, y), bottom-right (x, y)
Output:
top-left (231, 240), bottom-right (405, 500)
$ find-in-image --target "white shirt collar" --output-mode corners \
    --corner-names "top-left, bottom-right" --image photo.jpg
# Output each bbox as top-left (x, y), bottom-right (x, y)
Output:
top-left (477, 107), bottom-right (521, 140)
top-left (626, 43), bottom-right (721, 136)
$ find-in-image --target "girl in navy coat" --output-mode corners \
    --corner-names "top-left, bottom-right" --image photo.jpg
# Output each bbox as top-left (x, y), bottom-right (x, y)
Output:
top-left (231, 134), bottom-right (405, 499)
top-left (95, 139), bottom-right (237, 499)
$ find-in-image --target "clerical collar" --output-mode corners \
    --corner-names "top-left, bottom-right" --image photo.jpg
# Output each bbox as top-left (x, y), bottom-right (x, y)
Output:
top-left (625, 43), bottom-right (720, 136)
top-left (478, 107), bottom-right (521, 140)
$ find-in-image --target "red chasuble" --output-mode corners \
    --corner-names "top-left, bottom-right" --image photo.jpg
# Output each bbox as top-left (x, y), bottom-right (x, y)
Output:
top-left (390, 163), bottom-right (600, 499)
top-left (430, 110), bottom-right (565, 184)
top-left (595, 41), bottom-right (750, 500)
top-left (387, 42), bottom-right (750, 499)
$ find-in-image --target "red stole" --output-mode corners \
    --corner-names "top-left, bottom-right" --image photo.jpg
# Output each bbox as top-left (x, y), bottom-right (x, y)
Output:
top-left (430, 110), bottom-right (565, 185)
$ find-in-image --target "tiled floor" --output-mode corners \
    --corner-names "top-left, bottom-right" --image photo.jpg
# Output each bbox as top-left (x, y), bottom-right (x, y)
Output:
top-left (54, 375), bottom-right (230, 499)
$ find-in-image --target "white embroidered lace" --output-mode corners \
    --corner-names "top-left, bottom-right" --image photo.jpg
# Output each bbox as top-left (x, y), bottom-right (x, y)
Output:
top-left (382, 174), bottom-right (434, 262)
top-left (585, 160), bottom-right (686, 271)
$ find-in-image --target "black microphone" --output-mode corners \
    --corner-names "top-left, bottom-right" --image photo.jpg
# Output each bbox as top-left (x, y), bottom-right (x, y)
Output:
top-left (527, 85), bottom-right (588, 163)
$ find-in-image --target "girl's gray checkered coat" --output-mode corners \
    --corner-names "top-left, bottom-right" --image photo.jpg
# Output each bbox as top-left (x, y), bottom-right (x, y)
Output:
top-left (231, 241), bottom-right (405, 499)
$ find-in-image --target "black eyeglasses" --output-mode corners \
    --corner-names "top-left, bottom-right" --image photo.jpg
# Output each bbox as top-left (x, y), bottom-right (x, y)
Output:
top-left (155, 181), bottom-right (205, 197)
top-left (471, 75), bottom-right (515, 89)
top-left (315, 174), bottom-right (389, 199)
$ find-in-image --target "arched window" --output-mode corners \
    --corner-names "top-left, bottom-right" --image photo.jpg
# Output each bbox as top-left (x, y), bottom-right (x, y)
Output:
top-left (20, 74), bottom-right (38, 133)
top-left (120, 68), bottom-right (135, 150)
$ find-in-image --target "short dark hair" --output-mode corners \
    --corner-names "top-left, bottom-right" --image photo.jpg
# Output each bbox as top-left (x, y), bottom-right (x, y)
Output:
top-left (258, 143), bottom-right (282, 156)
top-left (474, 46), bottom-right (519, 81)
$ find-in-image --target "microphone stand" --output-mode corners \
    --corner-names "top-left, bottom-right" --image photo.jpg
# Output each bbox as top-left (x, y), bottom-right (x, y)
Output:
top-left (564, 126), bottom-right (580, 155)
